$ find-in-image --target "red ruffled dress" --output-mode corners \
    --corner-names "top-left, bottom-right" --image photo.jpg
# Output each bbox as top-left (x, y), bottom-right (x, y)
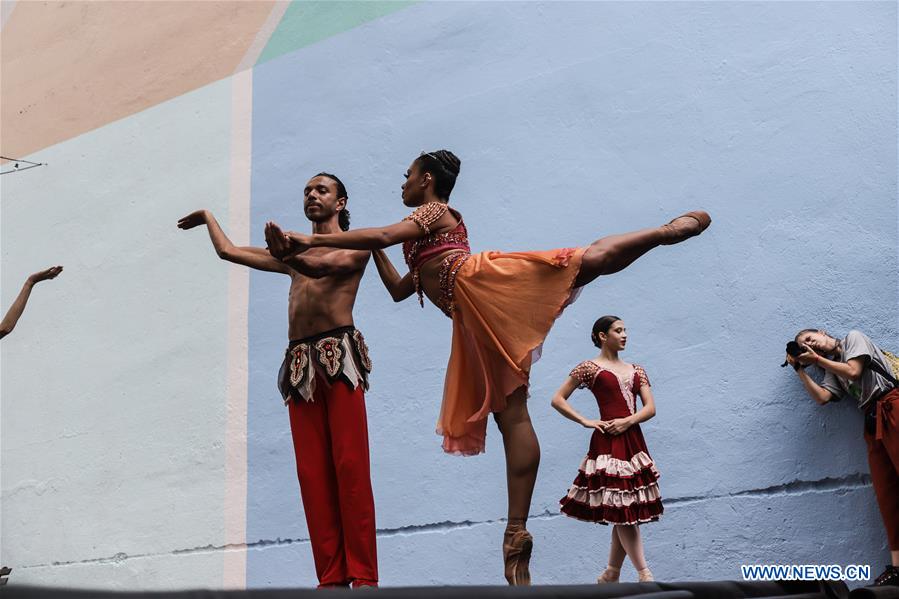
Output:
top-left (559, 361), bottom-right (663, 525)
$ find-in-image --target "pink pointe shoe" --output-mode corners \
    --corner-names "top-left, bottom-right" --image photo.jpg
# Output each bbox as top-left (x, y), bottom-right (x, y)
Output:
top-left (597, 565), bottom-right (621, 584)
top-left (503, 529), bottom-right (533, 586)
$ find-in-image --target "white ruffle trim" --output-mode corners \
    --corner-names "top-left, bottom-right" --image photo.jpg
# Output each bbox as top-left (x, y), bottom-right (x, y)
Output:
top-left (579, 451), bottom-right (659, 478)
top-left (565, 482), bottom-right (661, 508)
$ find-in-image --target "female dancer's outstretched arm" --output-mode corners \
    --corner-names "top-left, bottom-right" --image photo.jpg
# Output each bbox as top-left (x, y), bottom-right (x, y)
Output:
top-left (279, 219), bottom-right (423, 251)
top-left (0, 266), bottom-right (63, 339)
top-left (372, 249), bottom-right (415, 302)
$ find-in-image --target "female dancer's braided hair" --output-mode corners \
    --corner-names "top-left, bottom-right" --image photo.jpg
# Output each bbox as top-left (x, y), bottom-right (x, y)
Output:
top-left (591, 315), bottom-right (622, 348)
top-left (416, 150), bottom-right (461, 200)
top-left (316, 172), bottom-right (351, 231)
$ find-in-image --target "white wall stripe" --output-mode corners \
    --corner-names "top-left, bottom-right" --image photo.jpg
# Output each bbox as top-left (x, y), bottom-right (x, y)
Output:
top-left (236, 1), bottom-right (290, 74)
top-left (222, 2), bottom-right (288, 588)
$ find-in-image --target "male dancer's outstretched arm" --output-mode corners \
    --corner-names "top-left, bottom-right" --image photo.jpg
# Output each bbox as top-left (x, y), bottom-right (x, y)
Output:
top-left (179, 211), bottom-right (367, 280)
top-left (0, 266), bottom-right (63, 339)
top-left (266, 223), bottom-right (405, 297)
top-left (178, 210), bottom-right (289, 273)
top-left (264, 222), bottom-right (369, 279)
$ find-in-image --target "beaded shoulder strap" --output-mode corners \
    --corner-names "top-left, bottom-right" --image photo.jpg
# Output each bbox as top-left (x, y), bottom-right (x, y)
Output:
top-left (634, 365), bottom-right (651, 389)
top-left (569, 361), bottom-right (599, 389)
top-left (404, 202), bottom-right (449, 234)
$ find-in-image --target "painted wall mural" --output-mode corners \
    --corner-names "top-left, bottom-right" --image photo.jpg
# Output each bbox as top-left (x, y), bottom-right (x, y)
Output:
top-left (1, 0), bottom-right (895, 590)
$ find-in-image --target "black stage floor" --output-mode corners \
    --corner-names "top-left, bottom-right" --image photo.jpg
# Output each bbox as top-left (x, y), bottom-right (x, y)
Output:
top-left (3, 581), bottom-right (899, 599)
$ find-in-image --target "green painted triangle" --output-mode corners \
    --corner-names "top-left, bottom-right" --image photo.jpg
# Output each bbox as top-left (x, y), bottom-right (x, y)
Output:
top-left (257, 1), bottom-right (416, 66)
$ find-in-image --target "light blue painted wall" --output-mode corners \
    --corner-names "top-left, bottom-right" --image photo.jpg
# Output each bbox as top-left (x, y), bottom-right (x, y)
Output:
top-left (1, 77), bottom-right (235, 588)
top-left (245, 1), bottom-right (897, 587)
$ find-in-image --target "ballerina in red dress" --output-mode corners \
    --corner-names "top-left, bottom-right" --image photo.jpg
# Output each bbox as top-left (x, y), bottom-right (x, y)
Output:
top-left (552, 315), bottom-right (662, 583)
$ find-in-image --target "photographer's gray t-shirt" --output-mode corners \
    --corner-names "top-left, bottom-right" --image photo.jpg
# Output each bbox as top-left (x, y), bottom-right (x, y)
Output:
top-left (820, 330), bottom-right (894, 410)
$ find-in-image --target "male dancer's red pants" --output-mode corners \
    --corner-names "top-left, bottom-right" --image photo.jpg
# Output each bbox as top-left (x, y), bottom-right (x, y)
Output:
top-left (287, 376), bottom-right (378, 587)
top-left (866, 388), bottom-right (899, 551)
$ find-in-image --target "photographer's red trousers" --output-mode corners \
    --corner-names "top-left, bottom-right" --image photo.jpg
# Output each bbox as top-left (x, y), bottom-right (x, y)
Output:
top-left (866, 388), bottom-right (899, 550)
top-left (287, 377), bottom-right (378, 588)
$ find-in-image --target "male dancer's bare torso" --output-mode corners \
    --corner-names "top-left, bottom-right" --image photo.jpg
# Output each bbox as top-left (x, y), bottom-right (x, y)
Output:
top-left (285, 246), bottom-right (366, 340)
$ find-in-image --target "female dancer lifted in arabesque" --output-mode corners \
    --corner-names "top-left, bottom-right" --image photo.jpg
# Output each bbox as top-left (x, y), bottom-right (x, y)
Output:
top-left (264, 150), bottom-right (710, 586)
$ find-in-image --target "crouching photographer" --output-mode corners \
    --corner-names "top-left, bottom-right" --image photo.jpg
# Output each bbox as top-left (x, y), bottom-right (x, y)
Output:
top-left (785, 328), bottom-right (899, 586)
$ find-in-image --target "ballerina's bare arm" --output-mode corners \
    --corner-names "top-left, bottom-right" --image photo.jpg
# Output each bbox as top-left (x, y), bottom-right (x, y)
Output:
top-left (372, 249), bottom-right (414, 302)
top-left (283, 220), bottom-right (421, 251)
top-left (282, 204), bottom-right (460, 251)
top-left (0, 266), bottom-right (64, 339)
top-left (630, 379), bottom-right (656, 424)
top-left (550, 377), bottom-right (606, 431)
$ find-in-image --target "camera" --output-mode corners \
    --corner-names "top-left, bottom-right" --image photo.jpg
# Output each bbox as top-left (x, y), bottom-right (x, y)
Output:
top-left (781, 341), bottom-right (808, 370)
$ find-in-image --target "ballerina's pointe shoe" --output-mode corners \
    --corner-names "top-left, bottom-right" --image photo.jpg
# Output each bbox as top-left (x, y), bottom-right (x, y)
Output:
top-left (637, 567), bottom-right (654, 582)
top-left (660, 210), bottom-right (712, 245)
top-left (502, 529), bottom-right (533, 586)
top-left (596, 566), bottom-right (621, 584)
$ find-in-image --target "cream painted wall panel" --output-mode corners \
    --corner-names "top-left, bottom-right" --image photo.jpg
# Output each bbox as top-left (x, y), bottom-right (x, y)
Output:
top-left (1, 77), bottom-right (236, 588)
top-left (6, 550), bottom-right (229, 590)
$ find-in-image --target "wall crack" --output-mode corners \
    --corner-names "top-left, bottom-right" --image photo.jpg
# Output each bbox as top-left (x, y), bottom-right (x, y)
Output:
top-left (12, 473), bottom-right (872, 570)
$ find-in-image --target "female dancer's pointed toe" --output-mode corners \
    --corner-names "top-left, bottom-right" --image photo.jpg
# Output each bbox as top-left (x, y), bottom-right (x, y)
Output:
top-left (503, 529), bottom-right (534, 586)
top-left (660, 210), bottom-right (712, 245)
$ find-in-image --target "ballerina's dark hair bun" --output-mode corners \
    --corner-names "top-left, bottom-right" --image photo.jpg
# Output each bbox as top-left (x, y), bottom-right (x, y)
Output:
top-left (417, 149), bottom-right (461, 199)
top-left (591, 315), bottom-right (622, 348)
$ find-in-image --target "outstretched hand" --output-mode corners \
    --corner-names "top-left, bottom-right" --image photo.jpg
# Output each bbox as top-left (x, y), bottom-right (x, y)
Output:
top-left (265, 221), bottom-right (302, 259)
top-left (177, 210), bottom-right (209, 230)
top-left (28, 266), bottom-right (63, 284)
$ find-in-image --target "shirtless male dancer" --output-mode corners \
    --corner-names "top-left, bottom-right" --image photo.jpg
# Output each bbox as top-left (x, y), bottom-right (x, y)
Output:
top-left (178, 173), bottom-right (377, 588)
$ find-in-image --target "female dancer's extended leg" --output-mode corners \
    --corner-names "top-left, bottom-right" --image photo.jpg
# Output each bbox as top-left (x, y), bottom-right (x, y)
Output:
top-left (491, 211), bottom-right (709, 586)
top-left (494, 386), bottom-right (538, 585)
top-left (574, 211), bottom-right (710, 288)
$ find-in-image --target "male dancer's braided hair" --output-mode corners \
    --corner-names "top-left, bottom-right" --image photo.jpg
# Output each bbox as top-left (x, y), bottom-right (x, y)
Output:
top-left (316, 172), bottom-right (351, 231)
top-left (416, 150), bottom-right (461, 200)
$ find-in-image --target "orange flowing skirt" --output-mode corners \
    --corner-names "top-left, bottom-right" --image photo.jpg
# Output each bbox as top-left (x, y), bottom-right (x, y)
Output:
top-left (438, 247), bottom-right (586, 455)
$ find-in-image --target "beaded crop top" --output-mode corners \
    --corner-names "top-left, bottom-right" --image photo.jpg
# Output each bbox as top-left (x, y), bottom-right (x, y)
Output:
top-left (402, 202), bottom-right (471, 313)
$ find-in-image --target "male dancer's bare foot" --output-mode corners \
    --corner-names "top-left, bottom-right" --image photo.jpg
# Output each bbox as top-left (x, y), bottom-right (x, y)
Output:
top-left (660, 210), bottom-right (711, 245)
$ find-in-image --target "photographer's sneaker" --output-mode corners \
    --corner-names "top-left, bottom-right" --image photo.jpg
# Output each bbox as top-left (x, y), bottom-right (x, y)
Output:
top-left (874, 565), bottom-right (899, 586)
